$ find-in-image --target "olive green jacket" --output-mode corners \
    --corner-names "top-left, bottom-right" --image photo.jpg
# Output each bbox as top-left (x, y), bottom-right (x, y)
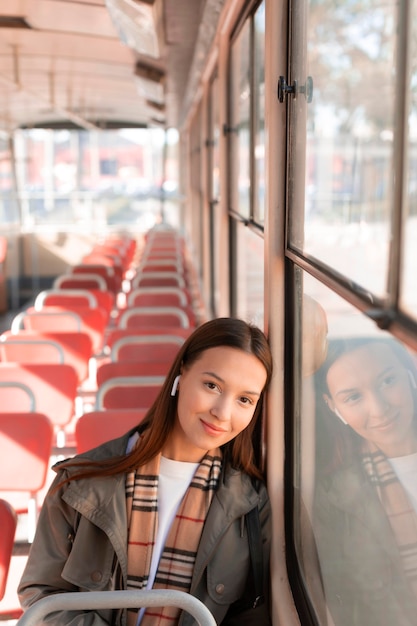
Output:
top-left (19, 431), bottom-right (271, 625)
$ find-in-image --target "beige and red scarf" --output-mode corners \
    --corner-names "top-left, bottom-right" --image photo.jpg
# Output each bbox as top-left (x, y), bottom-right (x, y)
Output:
top-left (362, 442), bottom-right (417, 595)
top-left (126, 448), bottom-right (222, 626)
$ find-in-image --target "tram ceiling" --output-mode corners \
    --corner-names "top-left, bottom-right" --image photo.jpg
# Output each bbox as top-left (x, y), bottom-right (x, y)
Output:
top-left (0, 0), bottom-right (222, 134)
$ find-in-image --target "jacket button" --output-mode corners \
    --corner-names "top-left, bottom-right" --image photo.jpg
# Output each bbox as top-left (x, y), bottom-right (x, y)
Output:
top-left (215, 583), bottom-right (225, 595)
top-left (91, 571), bottom-right (103, 582)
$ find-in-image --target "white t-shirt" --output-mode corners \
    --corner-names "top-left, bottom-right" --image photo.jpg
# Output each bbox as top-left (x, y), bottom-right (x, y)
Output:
top-left (388, 452), bottom-right (417, 513)
top-left (136, 455), bottom-right (199, 625)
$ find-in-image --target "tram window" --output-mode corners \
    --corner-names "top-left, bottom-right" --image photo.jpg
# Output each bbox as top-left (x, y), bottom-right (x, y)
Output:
top-left (293, 270), bottom-right (417, 625)
top-left (209, 75), bottom-right (220, 203)
top-left (0, 138), bottom-right (17, 224)
top-left (229, 2), bottom-right (265, 226)
top-left (14, 128), bottom-right (166, 228)
top-left (230, 20), bottom-right (251, 220)
top-left (233, 222), bottom-right (264, 327)
top-left (208, 74), bottom-right (221, 316)
top-left (402, 4), bottom-right (417, 322)
top-left (253, 1), bottom-right (265, 224)
top-left (287, 0), bottom-right (398, 300)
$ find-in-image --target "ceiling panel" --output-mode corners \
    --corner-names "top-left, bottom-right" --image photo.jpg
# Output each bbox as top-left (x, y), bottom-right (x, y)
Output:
top-left (0, 0), bottom-right (224, 132)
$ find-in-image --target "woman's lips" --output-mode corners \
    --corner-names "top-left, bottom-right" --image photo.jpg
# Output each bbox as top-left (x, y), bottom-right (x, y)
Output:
top-left (200, 419), bottom-right (228, 436)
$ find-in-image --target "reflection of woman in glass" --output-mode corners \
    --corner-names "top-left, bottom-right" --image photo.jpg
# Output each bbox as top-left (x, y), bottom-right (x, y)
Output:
top-left (314, 337), bottom-right (417, 626)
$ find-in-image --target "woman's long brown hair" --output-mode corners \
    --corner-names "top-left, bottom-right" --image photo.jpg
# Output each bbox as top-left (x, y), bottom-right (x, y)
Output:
top-left (57, 317), bottom-right (273, 485)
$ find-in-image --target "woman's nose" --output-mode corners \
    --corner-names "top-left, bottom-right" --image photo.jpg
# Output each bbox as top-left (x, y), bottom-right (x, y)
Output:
top-left (368, 392), bottom-right (389, 418)
top-left (210, 396), bottom-right (232, 421)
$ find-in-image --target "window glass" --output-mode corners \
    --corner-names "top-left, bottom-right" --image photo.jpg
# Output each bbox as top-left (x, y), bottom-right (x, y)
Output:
top-left (234, 223), bottom-right (264, 327)
top-left (294, 268), bottom-right (417, 625)
top-left (288, 0), bottom-right (398, 298)
top-left (189, 107), bottom-right (204, 275)
top-left (0, 137), bottom-right (18, 223)
top-left (402, 0), bottom-right (417, 321)
top-left (230, 20), bottom-right (251, 219)
top-left (253, 2), bottom-right (265, 224)
top-left (210, 74), bottom-right (220, 203)
top-left (208, 74), bottom-right (221, 316)
top-left (14, 128), bottom-right (170, 230)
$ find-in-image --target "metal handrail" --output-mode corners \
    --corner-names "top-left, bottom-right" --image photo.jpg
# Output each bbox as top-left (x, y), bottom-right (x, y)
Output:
top-left (16, 589), bottom-right (217, 626)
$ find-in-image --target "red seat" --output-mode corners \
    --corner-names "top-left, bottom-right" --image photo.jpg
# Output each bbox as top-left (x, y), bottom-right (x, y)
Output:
top-left (127, 286), bottom-right (192, 307)
top-left (104, 327), bottom-right (192, 353)
top-left (35, 288), bottom-right (115, 322)
top-left (0, 380), bottom-right (36, 412)
top-left (0, 412), bottom-right (54, 542)
top-left (12, 306), bottom-right (107, 354)
top-left (131, 272), bottom-right (186, 289)
top-left (95, 376), bottom-right (165, 410)
top-left (97, 361), bottom-right (170, 388)
top-left (139, 261), bottom-right (185, 274)
top-left (118, 306), bottom-right (192, 330)
top-left (0, 330), bottom-right (92, 384)
top-left (75, 409), bottom-right (147, 453)
top-left (0, 498), bottom-right (22, 620)
top-left (54, 273), bottom-right (108, 291)
top-left (74, 263), bottom-right (122, 293)
top-left (111, 334), bottom-right (184, 362)
top-left (0, 363), bottom-right (78, 442)
top-left (0, 499), bottom-right (17, 601)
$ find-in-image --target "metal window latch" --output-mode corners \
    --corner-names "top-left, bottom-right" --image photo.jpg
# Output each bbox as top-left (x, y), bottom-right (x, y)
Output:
top-left (277, 76), bottom-right (295, 103)
top-left (277, 76), bottom-right (313, 103)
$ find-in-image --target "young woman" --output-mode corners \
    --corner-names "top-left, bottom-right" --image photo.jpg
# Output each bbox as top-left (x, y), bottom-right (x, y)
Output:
top-left (18, 317), bottom-right (273, 626)
top-left (313, 336), bottom-right (417, 626)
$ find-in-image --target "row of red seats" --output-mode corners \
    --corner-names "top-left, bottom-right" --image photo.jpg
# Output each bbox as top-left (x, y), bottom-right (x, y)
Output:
top-left (0, 227), bottom-right (202, 547)
top-left (0, 233), bottom-right (147, 617)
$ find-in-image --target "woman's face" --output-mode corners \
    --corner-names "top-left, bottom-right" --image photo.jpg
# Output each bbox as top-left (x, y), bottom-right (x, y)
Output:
top-left (325, 343), bottom-right (416, 457)
top-left (163, 346), bottom-right (268, 462)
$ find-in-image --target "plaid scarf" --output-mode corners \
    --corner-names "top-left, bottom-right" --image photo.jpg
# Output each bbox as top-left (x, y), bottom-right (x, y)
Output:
top-left (126, 448), bottom-right (222, 626)
top-left (361, 442), bottom-right (417, 594)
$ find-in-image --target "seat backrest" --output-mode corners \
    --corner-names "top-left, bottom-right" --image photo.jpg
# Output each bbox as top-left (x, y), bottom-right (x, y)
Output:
top-left (0, 335), bottom-right (65, 364)
top-left (95, 376), bottom-right (165, 410)
top-left (0, 499), bottom-right (17, 601)
top-left (0, 330), bottom-right (92, 384)
top-left (54, 273), bottom-right (107, 291)
top-left (127, 286), bottom-right (190, 308)
top-left (75, 409), bottom-right (147, 453)
top-left (74, 263), bottom-right (121, 292)
top-left (0, 363), bottom-right (78, 428)
top-left (79, 256), bottom-right (122, 274)
top-left (0, 412), bottom-right (54, 492)
top-left (35, 288), bottom-right (97, 309)
top-left (36, 288), bottom-right (114, 319)
top-left (12, 309), bottom-right (82, 334)
top-left (139, 262), bottom-right (185, 274)
top-left (111, 334), bottom-right (184, 362)
top-left (131, 272), bottom-right (186, 290)
top-left (13, 306), bottom-right (105, 354)
top-left (97, 361), bottom-right (170, 388)
top-left (118, 306), bottom-right (191, 329)
top-left (0, 380), bottom-right (36, 412)
top-left (104, 327), bottom-right (192, 353)
top-left (0, 412), bottom-right (54, 542)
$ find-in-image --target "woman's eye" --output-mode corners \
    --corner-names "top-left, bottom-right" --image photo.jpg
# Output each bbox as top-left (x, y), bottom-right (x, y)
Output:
top-left (381, 374), bottom-right (396, 388)
top-left (205, 381), bottom-right (218, 391)
top-left (343, 392), bottom-right (361, 404)
top-left (239, 396), bottom-right (253, 406)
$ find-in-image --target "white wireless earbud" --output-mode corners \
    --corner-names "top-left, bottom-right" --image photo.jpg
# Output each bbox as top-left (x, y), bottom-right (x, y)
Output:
top-left (171, 375), bottom-right (181, 396)
top-left (334, 408), bottom-right (348, 425)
